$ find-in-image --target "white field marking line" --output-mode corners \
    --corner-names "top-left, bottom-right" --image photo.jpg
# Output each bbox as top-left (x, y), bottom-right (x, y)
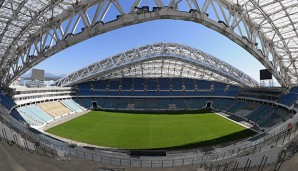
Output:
top-left (42, 110), bottom-right (90, 130)
top-left (214, 112), bottom-right (252, 129)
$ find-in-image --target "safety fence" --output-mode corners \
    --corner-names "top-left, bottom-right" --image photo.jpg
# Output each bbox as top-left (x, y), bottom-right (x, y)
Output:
top-left (0, 112), bottom-right (297, 169)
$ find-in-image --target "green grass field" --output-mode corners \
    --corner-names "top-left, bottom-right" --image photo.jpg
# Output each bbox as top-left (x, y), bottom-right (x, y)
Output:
top-left (46, 111), bottom-right (256, 149)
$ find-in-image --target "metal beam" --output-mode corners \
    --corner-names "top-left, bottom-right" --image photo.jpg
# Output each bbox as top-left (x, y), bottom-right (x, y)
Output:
top-left (0, 0), bottom-right (297, 87)
top-left (54, 43), bottom-right (259, 87)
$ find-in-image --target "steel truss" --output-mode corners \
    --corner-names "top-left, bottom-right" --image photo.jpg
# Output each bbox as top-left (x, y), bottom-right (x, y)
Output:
top-left (0, 0), bottom-right (297, 87)
top-left (54, 43), bottom-right (258, 87)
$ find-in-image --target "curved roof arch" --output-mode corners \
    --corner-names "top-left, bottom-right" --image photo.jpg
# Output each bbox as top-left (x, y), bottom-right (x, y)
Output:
top-left (54, 43), bottom-right (259, 87)
top-left (0, 0), bottom-right (297, 87)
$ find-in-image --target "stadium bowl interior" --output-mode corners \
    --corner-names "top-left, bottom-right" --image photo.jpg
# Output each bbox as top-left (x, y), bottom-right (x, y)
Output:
top-left (0, 1), bottom-right (298, 171)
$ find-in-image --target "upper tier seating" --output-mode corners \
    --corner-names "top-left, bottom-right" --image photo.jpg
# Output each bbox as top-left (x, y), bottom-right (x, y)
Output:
top-left (76, 78), bottom-right (240, 97)
top-left (225, 85), bottom-right (239, 96)
top-left (278, 93), bottom-right (298, 106)
top-left (277, 86), bottom-right (298, 106)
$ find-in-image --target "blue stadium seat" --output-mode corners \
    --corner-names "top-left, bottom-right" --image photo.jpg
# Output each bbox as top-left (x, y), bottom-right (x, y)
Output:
top-left (171, 78), bottom-right (183, 90)
top-left (159, 78), bottom-right (170, 90)
top-left (184, 78), bottom-right (195, 90)
top-left (0, 89), bottom-right (17, 110)
top-left (134, 78), bottom-right (145, 90)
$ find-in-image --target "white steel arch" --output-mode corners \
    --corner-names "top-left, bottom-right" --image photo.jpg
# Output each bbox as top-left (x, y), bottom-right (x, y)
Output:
top-left (0, 0), bottom-right (298, 87)
top-left (54, 43), bottom-right (259, 87)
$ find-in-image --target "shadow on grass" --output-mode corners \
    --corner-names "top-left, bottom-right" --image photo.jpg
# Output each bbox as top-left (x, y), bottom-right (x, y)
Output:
top-left (126, 129), bottom-right (257, 151)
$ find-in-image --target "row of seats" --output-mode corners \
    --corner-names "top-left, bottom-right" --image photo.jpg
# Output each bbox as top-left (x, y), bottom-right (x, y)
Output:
top-left (77, 78), bottom-right (239, 97)
top-left (16, 105), bottom-right (53, 126)
top-left (246, 106), bottom-right (273, 123)
top-left (275, 86), bottom-right (298, 106)
top-left (278, 92), bottom-right (298, 106)
top-left (210, 99), bottom-right (291, 128)
top-left (37, 101), bottom-right (72, 118)
top-left (12, 100), bottom-right (86, 126)
top-left (74, 98), bottom-right (209, 110)
top-left (26, 105), bottom-right (54, 122)
top-left (73, 98), bottom-right (93, 108)
top-left (10, 95), bottom-right (292, 128)
top-left (74, 97), bottom-right (291, 128)
top-left (0, 89), bottom-right (16, 110)
top-left (80, 90), bottom-right (238, 96)
top-left (77, 79), bottom-right (298, 107)
top-left (60, 99), bottom-right (84, 112)
top-left (75, 97), bottom-right (247, 116)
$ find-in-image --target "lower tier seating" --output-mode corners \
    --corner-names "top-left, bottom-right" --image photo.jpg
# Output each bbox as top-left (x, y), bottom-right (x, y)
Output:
top-left (37, 101), bottom-right (72, 118)
top-left (11, 97), bottom-right (293, 128)
top-left (60, 99), bottom-right (85, 112)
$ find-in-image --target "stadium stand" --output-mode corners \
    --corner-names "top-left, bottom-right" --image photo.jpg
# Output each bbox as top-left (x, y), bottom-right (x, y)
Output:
top-left (238, 87), bottom-right (284, 101)
top-left (159, 99), bottom-right (170, 109)
top-left (16, 107), bottom-right (44, 126)
top-left (278, 87), bottom-right (298, 106)
top-left (226, 101), bottom-right (247, 113)
top-left (0, 88), bottom-right (16, 110)
top-left (8, 77), bottom-right (296, 129)
top-left (246, 105), bottom-right (273, 122)
top-left (72, 95), bottom-right (291, 128)
top-left (70, 77), bottom-right (296, 129)
top-left (15, 104), bottom-right (54, 126)
top-left (226, 85), bottom-right (239, 96)
top-left (73, 98), bottom-right (93, 108)
top-left (10, 110), bottom-right (26, 123)
top-left (233, 109), bottom-right (252, 118)
top-left (60, 99), bottom-right (85, 112)
top-left (4, 77), bottom-right (297, 171)
top-left (211, 99), bottom-right (235, 111)
top-left (76, 78), bottom-right (240, 97)
top-left (26, 105), bottom-right (54, 122)
top-left (2, 2), bottom-right (298, 170)
top-left (37, 101), bottom-right (72, 118)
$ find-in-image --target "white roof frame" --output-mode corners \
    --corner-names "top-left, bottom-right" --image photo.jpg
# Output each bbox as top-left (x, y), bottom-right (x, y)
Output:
top-left (54, 43), bottom-right (259, 87)
top-left (0, 0), bottom-right (297, 87)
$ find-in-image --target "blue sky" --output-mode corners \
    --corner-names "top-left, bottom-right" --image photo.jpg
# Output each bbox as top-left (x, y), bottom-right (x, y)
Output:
top-left (33, 19), bottom-right (266, 82)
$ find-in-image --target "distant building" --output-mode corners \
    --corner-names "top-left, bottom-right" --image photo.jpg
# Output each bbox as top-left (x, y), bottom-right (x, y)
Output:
top-left (27, 69), bottom-right (45, 88)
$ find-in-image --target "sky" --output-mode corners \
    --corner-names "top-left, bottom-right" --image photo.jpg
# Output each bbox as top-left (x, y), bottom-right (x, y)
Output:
top-left (31, 19), bottom-right (268, 83)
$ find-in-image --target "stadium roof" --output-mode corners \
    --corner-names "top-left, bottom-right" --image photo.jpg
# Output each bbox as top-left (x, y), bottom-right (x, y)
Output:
top-left (0, 0), bottom-right (297, 87)
top-left (54, 43), bottom-right (258, 87)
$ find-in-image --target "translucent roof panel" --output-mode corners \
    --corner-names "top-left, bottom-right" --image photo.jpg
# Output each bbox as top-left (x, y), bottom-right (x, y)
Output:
top-left (0, 0), bottom-right (298, 86)
top-left (235, 0), bottom-right (298, 84)
top-left (0, 0), bottom-right (78, 68)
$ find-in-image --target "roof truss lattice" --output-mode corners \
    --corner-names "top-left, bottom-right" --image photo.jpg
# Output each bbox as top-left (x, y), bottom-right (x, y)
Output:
top-left (0, 0), bottom-right (297, 87)
top-left (54, 43), bottom-right (259, 87)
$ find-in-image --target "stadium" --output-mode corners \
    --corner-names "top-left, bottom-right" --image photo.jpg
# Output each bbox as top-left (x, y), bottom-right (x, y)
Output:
top-left (0, 1), bottom-right (298, 171)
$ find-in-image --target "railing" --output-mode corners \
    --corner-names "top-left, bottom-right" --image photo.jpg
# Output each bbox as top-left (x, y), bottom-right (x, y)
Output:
top-left (0, 111), bottom-right (298, 169)
top-left (205, 145), bottom-right (298, 171)
top-left (0, 116), bottom-right (56, 157)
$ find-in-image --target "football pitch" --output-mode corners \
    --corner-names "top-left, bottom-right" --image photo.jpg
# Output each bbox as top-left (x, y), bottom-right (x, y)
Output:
top-left (46, 111), bottom-right (256, 149)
